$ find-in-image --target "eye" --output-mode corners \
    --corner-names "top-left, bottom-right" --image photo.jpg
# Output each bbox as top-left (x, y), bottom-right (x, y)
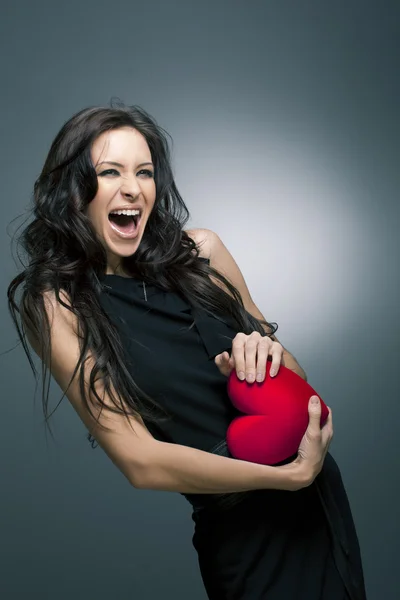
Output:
top-left (99, 169), bottom-right (119, 177)
top-left (137, 169), bottom-right (154, 178)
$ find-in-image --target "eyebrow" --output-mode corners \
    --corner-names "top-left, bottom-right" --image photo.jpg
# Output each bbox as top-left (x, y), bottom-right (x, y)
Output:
top-left (97, 160), bottom-right (154, 168)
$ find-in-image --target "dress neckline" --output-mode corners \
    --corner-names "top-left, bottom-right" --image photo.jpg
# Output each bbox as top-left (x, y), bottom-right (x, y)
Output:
top-left (102, 256), bottom-right (209, 280)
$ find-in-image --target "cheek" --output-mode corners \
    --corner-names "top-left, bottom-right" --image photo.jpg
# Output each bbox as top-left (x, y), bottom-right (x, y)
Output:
top-left (87, 188), bottom-right (108, 218)
top-left (85, 201), bottom-right (105, 234)
top-left (147, 180), bottom-right (157, 203)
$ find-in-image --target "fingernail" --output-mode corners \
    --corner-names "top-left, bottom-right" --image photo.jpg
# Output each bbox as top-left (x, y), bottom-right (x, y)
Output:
top-left (311, 396), bottom-right (319, 404)
top-left (256, 373), bottom-right (263, 382)
top-left (238, 371), bottom-right (245, 380)
top-left (270, 368), bottom-right (276, 377)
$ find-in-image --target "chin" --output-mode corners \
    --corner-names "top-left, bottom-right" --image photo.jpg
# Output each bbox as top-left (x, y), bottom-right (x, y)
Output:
top-left (105, 231), bottom-right (144, 258)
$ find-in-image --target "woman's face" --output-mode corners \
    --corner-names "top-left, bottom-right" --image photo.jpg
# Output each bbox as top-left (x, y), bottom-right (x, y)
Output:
top-left (87, 126), bottom-right (156, 275)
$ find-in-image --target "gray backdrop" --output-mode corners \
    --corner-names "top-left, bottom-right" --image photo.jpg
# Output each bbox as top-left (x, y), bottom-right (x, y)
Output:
top-left (1, 1), bottom-right (399, 599)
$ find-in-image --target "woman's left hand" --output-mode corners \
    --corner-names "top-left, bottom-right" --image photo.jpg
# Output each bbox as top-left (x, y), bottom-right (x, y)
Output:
top-left (214, 332), bottom-right (284, 383)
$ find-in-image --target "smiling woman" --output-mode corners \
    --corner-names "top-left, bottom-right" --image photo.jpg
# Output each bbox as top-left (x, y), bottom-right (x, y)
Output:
top-left (86, 127), bottom-right (157, 273)
top-left (7, 101), bottom-right (366, 600)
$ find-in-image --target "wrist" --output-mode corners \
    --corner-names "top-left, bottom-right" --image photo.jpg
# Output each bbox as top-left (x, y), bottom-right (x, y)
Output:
top-left (277, 460), bottom-right (310, 491)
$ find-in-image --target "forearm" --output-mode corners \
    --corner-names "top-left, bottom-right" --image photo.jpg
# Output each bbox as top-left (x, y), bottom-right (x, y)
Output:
top-left (133, 439), bottom-right (299, 493)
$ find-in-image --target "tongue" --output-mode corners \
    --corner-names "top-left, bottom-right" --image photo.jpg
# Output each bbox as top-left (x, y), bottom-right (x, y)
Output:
top-left (109, 214), bottom-right (137, 234)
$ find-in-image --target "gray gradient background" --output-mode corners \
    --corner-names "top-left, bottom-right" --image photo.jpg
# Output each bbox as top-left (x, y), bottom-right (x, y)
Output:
top-left (1, 1), bottom-right (399, 599)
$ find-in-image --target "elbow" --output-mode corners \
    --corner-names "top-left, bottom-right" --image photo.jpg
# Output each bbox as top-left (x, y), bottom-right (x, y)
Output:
top-left (131, 463), bottom-right (161, 490)
top-left (127, 447), bottom-right (157, 489)
top-left (129, 462), bottom-right (149, 489)
top-left (130, 478), bottom-right (145, 489)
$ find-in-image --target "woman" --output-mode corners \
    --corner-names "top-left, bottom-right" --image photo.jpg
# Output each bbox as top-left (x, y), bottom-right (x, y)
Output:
top-left (7, 102), bottom-right (366, 599)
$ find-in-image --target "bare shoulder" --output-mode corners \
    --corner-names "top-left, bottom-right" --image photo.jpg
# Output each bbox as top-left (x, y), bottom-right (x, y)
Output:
top-left (184, 227), bottom-right (218, 260)
top-left (186, 228), bottom-right (255, 306)
top-left (24, 289), bottom-right (76, 355)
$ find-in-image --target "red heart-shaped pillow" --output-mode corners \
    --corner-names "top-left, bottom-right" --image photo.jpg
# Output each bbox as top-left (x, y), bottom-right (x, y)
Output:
top-left (226, 362), bottom-right (329, 465)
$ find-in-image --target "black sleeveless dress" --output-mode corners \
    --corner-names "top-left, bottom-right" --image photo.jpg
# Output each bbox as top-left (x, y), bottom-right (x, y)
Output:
top-left (96, 259), bottom-right (367, 600)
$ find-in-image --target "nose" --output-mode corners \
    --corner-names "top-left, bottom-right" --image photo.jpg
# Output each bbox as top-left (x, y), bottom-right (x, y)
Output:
top-left (120, 174), bottom-right (141, 199)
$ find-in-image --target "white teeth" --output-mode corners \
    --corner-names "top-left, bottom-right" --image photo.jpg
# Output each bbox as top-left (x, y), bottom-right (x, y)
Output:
top-left (109, 209), bottom-right (140, 216)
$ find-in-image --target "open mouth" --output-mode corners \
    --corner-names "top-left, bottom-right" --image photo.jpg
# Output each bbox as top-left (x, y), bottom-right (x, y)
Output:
top-left (108, 211), bottom-right (142, 237)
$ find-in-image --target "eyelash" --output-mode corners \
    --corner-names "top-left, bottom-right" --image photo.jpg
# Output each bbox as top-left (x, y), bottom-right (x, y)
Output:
top-left (99, 168), bottom-right (154, 178)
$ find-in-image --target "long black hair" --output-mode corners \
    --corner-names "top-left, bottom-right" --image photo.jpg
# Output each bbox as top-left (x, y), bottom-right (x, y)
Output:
top-left (7, 100), bottom-right (277, 442)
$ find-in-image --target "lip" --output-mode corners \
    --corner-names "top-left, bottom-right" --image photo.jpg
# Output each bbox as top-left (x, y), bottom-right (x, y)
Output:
top-left (108, 213), bottom-right (143, 239)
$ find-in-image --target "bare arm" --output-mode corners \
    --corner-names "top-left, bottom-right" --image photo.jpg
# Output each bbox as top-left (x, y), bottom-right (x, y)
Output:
top-left (25, 289), bottom-right (308, 494)
top-left (133, 440), bottom-right (298, 492)
top-left (137, 397), bottom-right (332, 493)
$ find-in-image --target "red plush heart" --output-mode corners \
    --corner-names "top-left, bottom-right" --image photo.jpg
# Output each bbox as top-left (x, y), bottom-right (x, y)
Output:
top-left (226, 362), bottom-right (329, 465)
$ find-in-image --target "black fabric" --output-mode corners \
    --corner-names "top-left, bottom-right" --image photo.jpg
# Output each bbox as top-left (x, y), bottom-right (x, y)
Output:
top-left (192, 455), bottom-right (357, 600)
top-left (97, 258), bottom-right (367, 599)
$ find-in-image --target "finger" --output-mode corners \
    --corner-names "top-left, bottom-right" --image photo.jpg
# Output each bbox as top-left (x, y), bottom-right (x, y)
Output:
top-left (214, 352), bottom-right (223, 364)
top-left (214, 352), bottom-right (229, 368)
top-left (321, 407), bottom-right (333, 446)
top-left (214, 351), bottom-right (234, 377)
top-left (307, 396), bottom-right (323, 433)
top-left (322, 407), bottom-right (333, 429)
top-left (322, 407), bottom-right (333, 434)
top-left (321, 425), bottom-right (333, 459)
top-left (231, 334), bottom-right (247, 380)
top-left (223, 352), bottom-right (234, 368)
top-left (255, 337), bottom-right (271, 382)
top-left (269, 342), bottom-right (284, 378)
top-left (244, 333), bottom-right (261, 383)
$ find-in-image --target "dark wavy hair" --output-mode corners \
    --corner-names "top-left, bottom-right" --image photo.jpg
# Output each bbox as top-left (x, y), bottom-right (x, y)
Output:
top-left (6, 100), bottom-right (278, 444)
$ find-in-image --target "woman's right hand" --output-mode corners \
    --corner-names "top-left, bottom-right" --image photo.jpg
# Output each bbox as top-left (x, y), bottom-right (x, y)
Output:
top-left (288, 395), bottom-right (334, 490)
